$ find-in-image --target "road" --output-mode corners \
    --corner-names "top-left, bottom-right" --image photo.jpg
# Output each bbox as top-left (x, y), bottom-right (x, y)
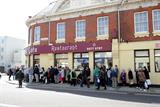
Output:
top-left (0, 76), bottom-right (159, 107)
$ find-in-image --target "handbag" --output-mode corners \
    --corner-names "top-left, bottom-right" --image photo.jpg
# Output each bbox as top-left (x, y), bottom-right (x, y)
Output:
top-left (144, 81), bottom-right (148, 89)
top-left (146, 79), bottom-right (151, 85)
top-left (97, 78), bottom-right (100, 83)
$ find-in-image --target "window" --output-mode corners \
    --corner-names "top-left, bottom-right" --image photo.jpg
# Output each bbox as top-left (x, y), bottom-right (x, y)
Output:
top-left (155, 50), bottom-right (160, 72)
top-left (76, 20), bottom-right (86, 38)
top-left (97, 16), bottom-right (109, 36)
top-left (94, 52), bottom-right (112, 68)
top-left (57, 23), bottom-right (65, 40)
top-left (29, 28), bottom-right (32, 44)
top-left (74, 53), bottom-right (89, 70)
top-left (153, 10), bottom-right (160, 31)
top-left (134, 50), bottom-right (150, 72)
top-left (134, 12), bottom-right (148, 33)
top-left (34, 26), bottom-right (40, 42)
top-left (55, 54), bottom-right (68, 67)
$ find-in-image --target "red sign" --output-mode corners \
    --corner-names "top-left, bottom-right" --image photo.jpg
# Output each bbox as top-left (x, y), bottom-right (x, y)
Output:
top-left (25, 40), bottom-right (112, 55)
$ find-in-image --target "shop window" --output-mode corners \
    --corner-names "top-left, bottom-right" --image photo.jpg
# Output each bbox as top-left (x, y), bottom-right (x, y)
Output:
top-left (74, 53), bottom-right (89, 70)
top-left (55, 54), bottom-right (68, 67)
top-left (33, 55), bottom-right (40, 67)
top-left (94, 52), bottom-right (112, 68)
top-left (134, 50), bottom-right (150, 72)
top-left (155, 50), bottom-right (160, 72)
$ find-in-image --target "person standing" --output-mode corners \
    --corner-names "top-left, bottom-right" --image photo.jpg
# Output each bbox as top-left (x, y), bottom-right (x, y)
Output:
top-left (128, 69), bottom-right (133, 87)
top-left (98, 66), bottom-right (107, 90)
top-left (107, 67), bottom-right (112, 87)
top-left (16, 70), bottom-right (24, 88)
top-left (143, 66), bottom-right (151, 89)
top-left (8, 68), bottom-right (13, 81)
top-left (71, 70), bottom-right (77, 86)
top-left (120, 69), bottom-right (126, 86)
top-left (28, 67), bottom-right (33, 83)
top-left (93, 65), bottom-right (100, 90)
top-left (34, 65), bottom-right (40, 83)
top-left (111, 67), bottom-right (118, 88)
top-left (137, 69), bottom-right (146, 90)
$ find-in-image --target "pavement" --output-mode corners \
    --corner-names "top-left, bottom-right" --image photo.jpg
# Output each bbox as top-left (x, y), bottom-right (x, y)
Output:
top-left (5, 77), bottom-right (160, 95)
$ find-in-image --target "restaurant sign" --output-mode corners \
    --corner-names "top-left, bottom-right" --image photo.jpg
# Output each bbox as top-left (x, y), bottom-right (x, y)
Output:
top-left (25, 40), bottom-right (112, 55)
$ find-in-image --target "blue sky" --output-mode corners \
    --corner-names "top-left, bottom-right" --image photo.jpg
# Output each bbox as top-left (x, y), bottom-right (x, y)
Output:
top-left (0, 0), bottom-right (54, 40)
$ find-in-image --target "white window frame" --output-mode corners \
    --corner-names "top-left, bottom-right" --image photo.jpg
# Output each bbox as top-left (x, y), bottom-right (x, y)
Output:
top-left (152, 9), bottom-right (160, 36)
top-left (75, 20), bottom-right (86, 41)
top-left (29, 28), bottom-right (32, 44)
top-left (34, 26), bottom-right (40, 42)
top-left (57, 22), bottom-right (65, 40)
top-left (134, 11), bottom-right (149, 37)
top-left (97, 16), bottom-right (109, 39)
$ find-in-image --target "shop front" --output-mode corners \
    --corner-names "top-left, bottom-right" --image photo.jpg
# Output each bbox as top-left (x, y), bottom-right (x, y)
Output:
top-left (118, 41), bottom-right (160, 85)
top-left (25, 40), bottom-right (112, 71)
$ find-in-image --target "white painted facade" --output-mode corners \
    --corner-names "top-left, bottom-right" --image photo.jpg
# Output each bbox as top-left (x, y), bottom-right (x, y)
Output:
top-left (0, 36), bottom-right (26, 68)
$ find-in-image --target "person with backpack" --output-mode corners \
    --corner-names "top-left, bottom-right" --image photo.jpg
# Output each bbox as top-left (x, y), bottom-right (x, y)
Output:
top-left (71, 70), bottom-right (77, 86)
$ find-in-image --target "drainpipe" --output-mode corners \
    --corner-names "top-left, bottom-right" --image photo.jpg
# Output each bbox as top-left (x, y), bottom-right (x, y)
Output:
top-left (117, 0), bottom-right (125, 42)
top-left (48, 20), bottom-right (51, 45)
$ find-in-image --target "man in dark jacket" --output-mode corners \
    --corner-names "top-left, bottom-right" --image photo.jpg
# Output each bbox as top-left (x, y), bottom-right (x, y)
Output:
top-left (16, 70), bottom-right (24, 88)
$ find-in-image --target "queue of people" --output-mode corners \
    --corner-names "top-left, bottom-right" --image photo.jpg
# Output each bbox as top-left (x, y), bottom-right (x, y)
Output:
top-left (6, 64), bottom-right (151, 91)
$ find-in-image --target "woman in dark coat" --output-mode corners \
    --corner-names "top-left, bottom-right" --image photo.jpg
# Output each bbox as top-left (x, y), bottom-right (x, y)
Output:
top-left (16, 70), bottom-right (24, 88)
top-left (128, 69), bottom-right (133, 87)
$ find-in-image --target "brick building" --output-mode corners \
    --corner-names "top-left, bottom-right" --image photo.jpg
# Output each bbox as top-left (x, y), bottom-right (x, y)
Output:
top-left (26, 0), bottom-right (160, 85)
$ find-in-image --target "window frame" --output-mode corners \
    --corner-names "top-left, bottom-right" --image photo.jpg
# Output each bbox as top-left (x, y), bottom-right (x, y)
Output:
top-left (152, 9), bottom-right (160, 32)
top-left (34, 26), bottom-right (41, 42)
top-left (29, 28), bottom-right (32, 44)
top-left (97, 16), bottom-right (109, 36)
top-left (134, 11), bottom-right (149, 33)
top-left (75, 20), bottom-right (86, 39)
top-left (154, 49), bottom-right (160, 73)
top-left (56, 22), bottom-right (65, 40)
top-left (134, 50), bottom-right (150, 72)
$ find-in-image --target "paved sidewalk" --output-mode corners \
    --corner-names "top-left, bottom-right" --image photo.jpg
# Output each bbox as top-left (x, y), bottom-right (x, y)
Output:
top-left (6, 79), bottom-right (160, 95)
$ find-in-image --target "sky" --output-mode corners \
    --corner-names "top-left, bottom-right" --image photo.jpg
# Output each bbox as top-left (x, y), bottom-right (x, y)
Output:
top-left (0, 0), bottom-right (54, 41)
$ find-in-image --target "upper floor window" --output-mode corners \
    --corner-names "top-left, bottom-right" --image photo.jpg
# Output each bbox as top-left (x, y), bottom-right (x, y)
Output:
top-left (134, 11), bottom-right (148, 33)
top-left (76, 20), bottom-right (86, 38)
top-left (34, 26), bottom-right (40, 42)
top-left (97, 16), bottom-right (109, 36)
top-left (57, 23), bottom-right (65, 40)
top-left (29, 28), bottom-right (32, 44)
top-left (153, 10), bottom-right (160, 31)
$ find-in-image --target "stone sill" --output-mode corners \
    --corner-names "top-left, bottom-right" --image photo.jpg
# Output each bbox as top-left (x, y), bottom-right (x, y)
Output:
top-left (153, 31), bottom-right (160, 36)
top-left (134, 32), bottom-right (149, 38)
top-left (56, 39), bottom-right (65, 43)
top-left (75, 37), bottom-right (86, 42)
top-left (96, 35), bottom-right (109, 40)
top-left (33, 41), bottom-right (40, 45)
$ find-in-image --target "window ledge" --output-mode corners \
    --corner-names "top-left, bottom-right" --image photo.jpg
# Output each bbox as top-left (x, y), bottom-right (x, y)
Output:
top-left (96, 35), bottom-right (109, 40)
top-left (134, 32), bottom-right (149, 38)
top-left (56, 39), bottom-right (65, 43)
top-left (153, 31), bottom-right (160, 36)
top-left (75, 37), bottom-right (86, 42)
top-left (33, 41), bottom-right (40, 45)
